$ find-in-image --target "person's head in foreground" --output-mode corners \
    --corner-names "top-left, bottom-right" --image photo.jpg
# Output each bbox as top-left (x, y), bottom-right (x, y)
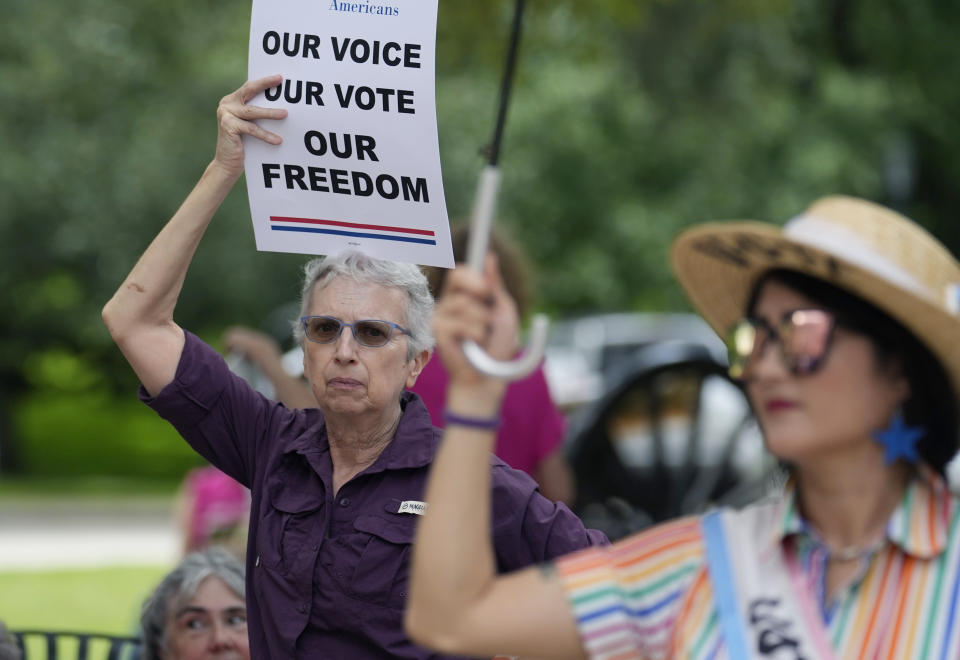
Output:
top-left (406, 195), bottom-right (960, 659)
top-left (671, 195), bottom-right (960, 477)
top-left (294, 250), bottom-right (433, 426)
top-left (141, 548), bottom-right (248, 660)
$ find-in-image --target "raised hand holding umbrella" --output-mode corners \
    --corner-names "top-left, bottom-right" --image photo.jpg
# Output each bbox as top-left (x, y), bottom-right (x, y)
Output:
top-left (462, 0), bottom-right (550, 381)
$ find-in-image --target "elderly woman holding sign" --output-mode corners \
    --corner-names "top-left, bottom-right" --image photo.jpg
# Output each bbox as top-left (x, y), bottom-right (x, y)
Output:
top-left (102, 76), bottom-right (605, 658)
top-left (407, 196), bottom-right (960, 659)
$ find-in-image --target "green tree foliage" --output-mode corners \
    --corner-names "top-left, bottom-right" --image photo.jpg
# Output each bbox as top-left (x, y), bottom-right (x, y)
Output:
top-left (1, 0), bottom-right (959, 475)
top-left (0, 0), bottom-right (304, 474)
top-left (463, 0), bottom-right (960, 313)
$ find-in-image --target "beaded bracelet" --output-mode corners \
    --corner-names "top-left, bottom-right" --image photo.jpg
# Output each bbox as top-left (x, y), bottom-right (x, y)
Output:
top-left (444, 409), bottom-right (501, 430)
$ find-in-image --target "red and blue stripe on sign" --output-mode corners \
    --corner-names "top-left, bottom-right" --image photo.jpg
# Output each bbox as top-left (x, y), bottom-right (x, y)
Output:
top-left (270, 216), bottom-right (437, 245)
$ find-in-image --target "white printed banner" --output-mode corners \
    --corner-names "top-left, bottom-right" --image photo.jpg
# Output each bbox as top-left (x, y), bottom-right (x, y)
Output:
top-left (244, 0), bottom-right (453, 267)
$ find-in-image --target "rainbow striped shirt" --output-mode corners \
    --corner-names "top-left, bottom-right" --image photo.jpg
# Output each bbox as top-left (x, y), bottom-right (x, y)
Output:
top-left (557, 472), bottom-right (960, 659)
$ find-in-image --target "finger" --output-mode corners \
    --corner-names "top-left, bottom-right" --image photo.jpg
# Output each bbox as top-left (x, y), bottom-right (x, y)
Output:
top-left (438, 297), bottom-right (491, 334)
top-left (223, 326), bottom-right (251, 345)
top-left (244, 122), bottom-right (285, 145)
top-left (482, 253), bottom-right (502, 287)
top-left (482, 252), bottom-right (514, 308)
top-left (231, 104), bottom-right (289, 122)
top-left (218, 76), bottom-right (287, 129)
top-left (218, 101), bottom-right (287, 130)
top-left (220, 113), bottom-right (284, 145)
top-left (438, 285), bottom-right (492, 316)
top-left (433, 315), bottom-right (488, 348)
top-left (434, 296), bottom-right (490, 339)
top-left (443, 266), bottom-right (490, 303)
top-left (435, 293), bottom-right (491, 333)
top-left (237, 74), bottom-right (284, 104)
top-left (219, 76), bottom-right (281, 110)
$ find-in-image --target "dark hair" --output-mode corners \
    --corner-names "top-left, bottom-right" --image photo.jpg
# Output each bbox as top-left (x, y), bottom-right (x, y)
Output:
top-left (423, 225), bottom-right (532, 318)
top-left (748, 268), bottom-right (959, 475)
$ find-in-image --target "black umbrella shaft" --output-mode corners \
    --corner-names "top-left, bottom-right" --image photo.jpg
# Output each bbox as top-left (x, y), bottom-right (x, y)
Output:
top-left (488, 0), bottom-right (527, 167)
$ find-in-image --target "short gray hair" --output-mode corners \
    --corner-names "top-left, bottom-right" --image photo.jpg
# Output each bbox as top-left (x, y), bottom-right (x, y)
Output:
top-left (140, 548), bottom-right (245, 660)
top-left (0, 621), bottom-right (20, 660)
top-left (294, 251), bottom-right (435, 359)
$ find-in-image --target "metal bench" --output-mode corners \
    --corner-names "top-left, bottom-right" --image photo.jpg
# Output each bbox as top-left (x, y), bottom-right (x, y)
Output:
top-left (11, 630), bottom-right (141, 660)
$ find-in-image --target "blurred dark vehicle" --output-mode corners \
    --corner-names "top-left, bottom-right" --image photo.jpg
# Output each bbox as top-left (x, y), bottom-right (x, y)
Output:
top-left (545, 314), bottom-right (774, 541)
top-left (544, 313), bottom-right (728, 410)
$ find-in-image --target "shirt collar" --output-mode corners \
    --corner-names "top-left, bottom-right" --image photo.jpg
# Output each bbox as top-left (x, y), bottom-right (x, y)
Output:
top-left (283, 390), bottom-right (439, 471)
top-left (885, 467), bottom-right (951, 558)
top-left (774, 467), bottom-right (951, 560)
top-left (363, 391), bottom-right (440, 472)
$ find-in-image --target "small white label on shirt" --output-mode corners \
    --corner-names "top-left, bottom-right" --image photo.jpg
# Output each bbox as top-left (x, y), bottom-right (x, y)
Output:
top-left (397, 500), bottom-right (428, 515)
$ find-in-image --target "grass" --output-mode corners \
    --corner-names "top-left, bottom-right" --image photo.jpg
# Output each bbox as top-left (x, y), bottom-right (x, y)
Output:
top-left (0, 384), bottom-right (198, 639)
top-left (0, 565), bottom-right (168, 635)
top-left (0, 388), bottom-right (208, 637)
top-left (0, 483), bottom-right (176, 638)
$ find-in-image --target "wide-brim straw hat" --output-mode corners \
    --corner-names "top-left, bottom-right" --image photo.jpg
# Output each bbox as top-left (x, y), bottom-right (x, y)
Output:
top-left (670, 195), bottom-right (960, 403)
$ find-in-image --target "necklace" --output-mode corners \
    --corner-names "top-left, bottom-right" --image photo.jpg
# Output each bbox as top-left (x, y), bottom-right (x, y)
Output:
top-left (829, 539), bottom-right (885, 562)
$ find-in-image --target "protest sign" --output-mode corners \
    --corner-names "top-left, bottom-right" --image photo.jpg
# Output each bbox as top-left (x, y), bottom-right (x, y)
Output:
top-left (244, 0), bottom-right (453, 267)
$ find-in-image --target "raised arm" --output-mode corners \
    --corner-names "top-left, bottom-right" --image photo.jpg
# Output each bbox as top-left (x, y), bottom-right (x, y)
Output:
top-left (101, 76), bottom-right (286, 395)
top-left (405, 260), bottom-right (586, 659)
top-left (223, 325), bottom-right (317, 409)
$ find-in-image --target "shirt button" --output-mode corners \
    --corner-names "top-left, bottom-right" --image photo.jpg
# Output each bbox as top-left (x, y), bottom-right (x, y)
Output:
top-left (339, 497), bottom-right (351, 507)
top-left (297, 604), bottom-right (307, 614)
top-left (312, 544), bottom-right (320, 552)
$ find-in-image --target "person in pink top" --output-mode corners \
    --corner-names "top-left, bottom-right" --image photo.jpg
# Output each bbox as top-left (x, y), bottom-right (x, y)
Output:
top-left (412, 349), bottom-right (565, 483)
top-left (412, 226), bottom-right (575, 505)
top-left (175, 465), bottom-right (250, 559)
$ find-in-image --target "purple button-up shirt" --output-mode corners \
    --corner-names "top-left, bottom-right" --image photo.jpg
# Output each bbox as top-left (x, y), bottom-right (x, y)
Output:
top-left (142, 332), bottom-right (607, 658)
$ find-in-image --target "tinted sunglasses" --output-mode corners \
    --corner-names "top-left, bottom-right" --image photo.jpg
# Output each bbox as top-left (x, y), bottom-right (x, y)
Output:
top-left (726, 309), bottom-right (836, 380)
top-left (300, 315), bottom-right (412, 348)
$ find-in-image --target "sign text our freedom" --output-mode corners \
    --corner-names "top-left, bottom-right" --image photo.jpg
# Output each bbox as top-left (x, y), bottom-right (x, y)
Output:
top-left (259, 32), bottom-right (427, 203)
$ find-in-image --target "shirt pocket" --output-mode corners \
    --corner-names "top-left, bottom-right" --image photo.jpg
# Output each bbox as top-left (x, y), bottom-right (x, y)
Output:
top-left (347, 514), bottom-right (417, 609)
top-left (258, 473), bottom-right (324, 576)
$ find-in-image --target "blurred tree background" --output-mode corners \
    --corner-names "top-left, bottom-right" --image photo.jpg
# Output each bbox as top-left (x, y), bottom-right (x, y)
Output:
top-left (1, 0), bottom-right (959, 483)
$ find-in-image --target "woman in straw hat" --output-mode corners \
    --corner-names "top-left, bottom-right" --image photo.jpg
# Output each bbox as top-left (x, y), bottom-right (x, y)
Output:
top-left (405, 196), bottom-right (960, 659)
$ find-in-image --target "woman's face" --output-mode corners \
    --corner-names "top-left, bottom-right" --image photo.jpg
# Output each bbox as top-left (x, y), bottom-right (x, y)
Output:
top-left (302, 277), bottom-right (428, 421)
top-left (163, 576), bottom-right (248, 660)
top-left (744, 280), bottom-right (909, 464)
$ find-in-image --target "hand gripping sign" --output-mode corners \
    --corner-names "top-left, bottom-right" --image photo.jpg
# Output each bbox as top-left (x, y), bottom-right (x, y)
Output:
top-left (244, 0), bottom-right (453, 268)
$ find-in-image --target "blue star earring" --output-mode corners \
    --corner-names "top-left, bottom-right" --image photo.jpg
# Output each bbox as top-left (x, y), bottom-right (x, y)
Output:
top-left (872, 410), bottom-right (924, 465)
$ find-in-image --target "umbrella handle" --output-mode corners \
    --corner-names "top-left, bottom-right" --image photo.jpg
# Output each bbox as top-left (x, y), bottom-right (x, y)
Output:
top-left (461, 166), bottom-right (550, 381)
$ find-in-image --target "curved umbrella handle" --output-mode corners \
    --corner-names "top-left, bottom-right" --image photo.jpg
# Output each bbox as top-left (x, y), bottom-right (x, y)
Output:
top-left (461, 166), bottom-right (550, 381)
top-left (462, 313), bottom-right (550, 380)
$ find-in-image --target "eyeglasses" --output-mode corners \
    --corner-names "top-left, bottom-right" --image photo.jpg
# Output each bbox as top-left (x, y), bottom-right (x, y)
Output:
top-left (727, 308), bottom-right (836, 380)
top-left (300, 315), bottom-right (412, 347)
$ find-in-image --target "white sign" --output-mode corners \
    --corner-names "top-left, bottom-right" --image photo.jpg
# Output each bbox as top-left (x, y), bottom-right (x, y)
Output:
top-left (245, 0), bottom-right (453, 267)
